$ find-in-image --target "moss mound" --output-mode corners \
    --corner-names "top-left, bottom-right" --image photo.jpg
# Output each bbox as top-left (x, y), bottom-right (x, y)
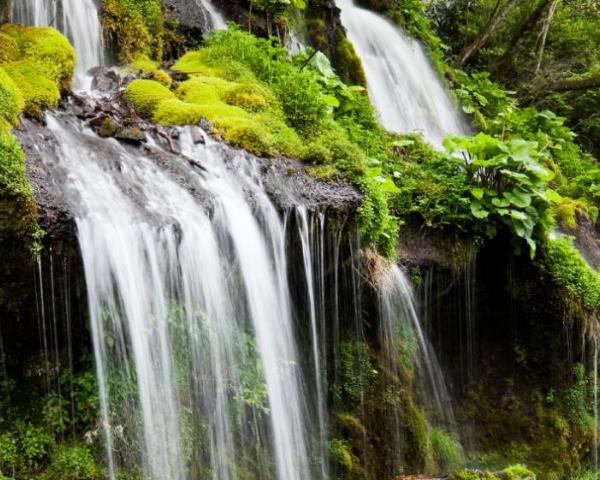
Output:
top-left (125, 79), bottom-right (174, 118)
top-left (0, 24), bottom-right (74, 118)
top-left (0, 67), bottom-right (24, 130)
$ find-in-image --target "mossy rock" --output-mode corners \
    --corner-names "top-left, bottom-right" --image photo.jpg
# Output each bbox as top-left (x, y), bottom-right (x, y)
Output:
top-left (2, 61), bottom-right (61, 119)
top-left (153, 98), bottom-right (204, 125)
top-left (1, 24), bottom-right (75, 89)
top-left (0, 25), bottom-right (74, 118)
top-left (0, 32), bottom-right (20, 63)
top-left (125, 79), bottom-right (174, 118)
top-left (0, 66), bottom-right (24, 130)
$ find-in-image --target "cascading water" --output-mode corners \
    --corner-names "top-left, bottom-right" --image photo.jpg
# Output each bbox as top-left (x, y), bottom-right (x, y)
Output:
top-left (39, 113), bottom-right (327, 480)
top-left (197, 0), bottom-right (227, 30)
top-left (11, 0), bottom-right (103, 84)
top-left (336, 0), bottom-right (468, 147)
top-left (379, 265), bottom-right (457, 431)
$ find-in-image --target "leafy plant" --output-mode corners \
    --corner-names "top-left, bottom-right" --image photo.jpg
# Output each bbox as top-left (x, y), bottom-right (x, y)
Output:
top-left (444, 134), bottom-right (556, 257)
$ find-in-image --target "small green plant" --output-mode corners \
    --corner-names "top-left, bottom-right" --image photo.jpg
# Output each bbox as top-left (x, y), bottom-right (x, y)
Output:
top-left (336, 341), bottom-right (378, 405)
top-left (328, 439), bottom-right (353, 470)
top-left (40, 445), bottom-right (100, 480)
top-left (430, 428), bottom-right (463, 472)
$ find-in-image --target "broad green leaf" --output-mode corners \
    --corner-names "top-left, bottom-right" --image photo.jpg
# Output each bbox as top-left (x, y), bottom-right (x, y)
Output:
top-left (470, 202), bottom-right (489, 219)
top-left (470, 187), bottom-right (484, 200)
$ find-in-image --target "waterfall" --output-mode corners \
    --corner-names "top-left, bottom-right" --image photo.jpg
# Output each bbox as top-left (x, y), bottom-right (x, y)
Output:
top-left (38, 113), bottom-right (331, 480)
top-left (336, 0), bottom-right (468, 147)
top-left (197, 0), bottom-right (227, 30)
top-left (11, 0), bottom-right (103, 84)
top-left (379, 265), bottom-right (456, 429)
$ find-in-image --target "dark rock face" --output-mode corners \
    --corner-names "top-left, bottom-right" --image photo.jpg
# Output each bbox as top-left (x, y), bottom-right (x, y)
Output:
top-left (163, 0), bottom-right (222, 51)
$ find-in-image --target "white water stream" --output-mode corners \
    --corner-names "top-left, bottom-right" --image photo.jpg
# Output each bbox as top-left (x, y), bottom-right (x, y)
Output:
top-left (13, 0), bottom-right (460, 476)
top-left (336, 0), bottom-right (468, 146)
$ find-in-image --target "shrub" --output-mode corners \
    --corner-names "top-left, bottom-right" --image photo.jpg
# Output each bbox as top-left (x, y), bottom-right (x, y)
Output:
top-left (328, 439), bottom-right (353, 470)
top-left (41, 445), bottom-right (99, 480)
top-left (430, 428), bottom-right (463, 472)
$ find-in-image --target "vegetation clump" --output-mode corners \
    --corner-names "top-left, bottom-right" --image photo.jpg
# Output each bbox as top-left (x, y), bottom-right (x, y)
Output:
top-left (102, 0), bottom-right (165, 63)
top-left (0, 24), bottom-right (74, 118)
top-left (124, 26), bottom-right (399, 256)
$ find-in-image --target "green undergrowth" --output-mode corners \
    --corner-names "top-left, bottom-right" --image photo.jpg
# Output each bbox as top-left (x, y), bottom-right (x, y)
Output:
top-left (450, 464), bottom-right (535, 480)
top-left (102, 0), bottom-right (165, 63)
top-left (0, 361), bottom-right (104, 480)
top-left (126, 26), bottom-right (398, 256)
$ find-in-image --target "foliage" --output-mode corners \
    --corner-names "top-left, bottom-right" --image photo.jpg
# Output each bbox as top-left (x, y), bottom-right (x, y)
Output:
top-left (328, 439), bottom-right (353, 470)
top-left (445, 134), bottom-right (555, 257)
top-left (102, 0), bottom-right (164, 63)
top-left (124, 26), bottom-right (399, 256)
top-left (430, 428), bottom-right (463, 472)
top-left (40, 445), bottom-right (100, 480)
top-left (539, 236), bottom-right (600, 311)
top-left (336, 341), bottom-right (378, 405)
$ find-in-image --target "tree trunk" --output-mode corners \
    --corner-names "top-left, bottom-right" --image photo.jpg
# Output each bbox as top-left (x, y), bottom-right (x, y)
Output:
top-left (453, 0), bottom-right (521, 68)
top-left (546, 74), bottom-right (600, 92)
top-left (494, 0), bottom-right (551, 75)
top-left (534, 0), bottom-right (560, 75)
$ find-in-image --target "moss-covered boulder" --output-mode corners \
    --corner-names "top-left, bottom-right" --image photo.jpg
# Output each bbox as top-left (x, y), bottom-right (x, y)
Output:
top-left (0, 25), bottom-right (74, 118)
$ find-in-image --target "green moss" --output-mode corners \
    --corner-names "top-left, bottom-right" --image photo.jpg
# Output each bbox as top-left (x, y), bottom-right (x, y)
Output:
top-left (0, 25), bottom-right (74, 118)
top-left (328, 439), bottom-right (353, 470)
top-left (540, 237), bottom-right (600, 311)
top-left (153, 98), bottom-right (204, 125)
top-left (127, 54), bottom-right (159, 73)
top-left (153, 69), bottom-right (172, 88)
top-left (1, 62), bottom-right (60, 119)
top-left (554, 197), bottom-right (587, 231)
top-left (499, 464), bottom-right (536, 480)
top-left (332, 31), bottom-right (367, 87)
top-left (0, 32), bottom-right (19, 63)
top-left (0, 67), bottom-right (24, 130)
top-left (450, 471), bottom-right (496, 480)
top-left (125, 79), bottom-right (174, 118)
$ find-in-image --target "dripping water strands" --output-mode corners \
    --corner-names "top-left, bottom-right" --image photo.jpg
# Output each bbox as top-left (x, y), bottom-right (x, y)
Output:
top-left (196, 0), bottom-right (227, 30)
top-left (335, 0), bottom-right (469, 147)
top-left (379, 265), bottom-right (458, 437)
top-left (40, 115), bottom-right (335, 480)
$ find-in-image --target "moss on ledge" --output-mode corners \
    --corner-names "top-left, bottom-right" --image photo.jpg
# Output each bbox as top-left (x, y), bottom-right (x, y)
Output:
top-left (539, 236), bottom-right (600, 312)
top-left (0, 25), bottom-right (74, 119)
top-left (0, 25), bottom-right (73, 313)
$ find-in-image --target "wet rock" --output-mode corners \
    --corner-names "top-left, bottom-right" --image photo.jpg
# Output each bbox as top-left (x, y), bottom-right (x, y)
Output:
top-left (163, 0), bottom-right (214, 50)
top-left (190, 127), bottom-right (205, 145)
top-left (89, 66), bottom-right (120, 93)
top-left (115, 126), bottom-right (146, 143)
top-left (98, 117), bottom-right (120, 138)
